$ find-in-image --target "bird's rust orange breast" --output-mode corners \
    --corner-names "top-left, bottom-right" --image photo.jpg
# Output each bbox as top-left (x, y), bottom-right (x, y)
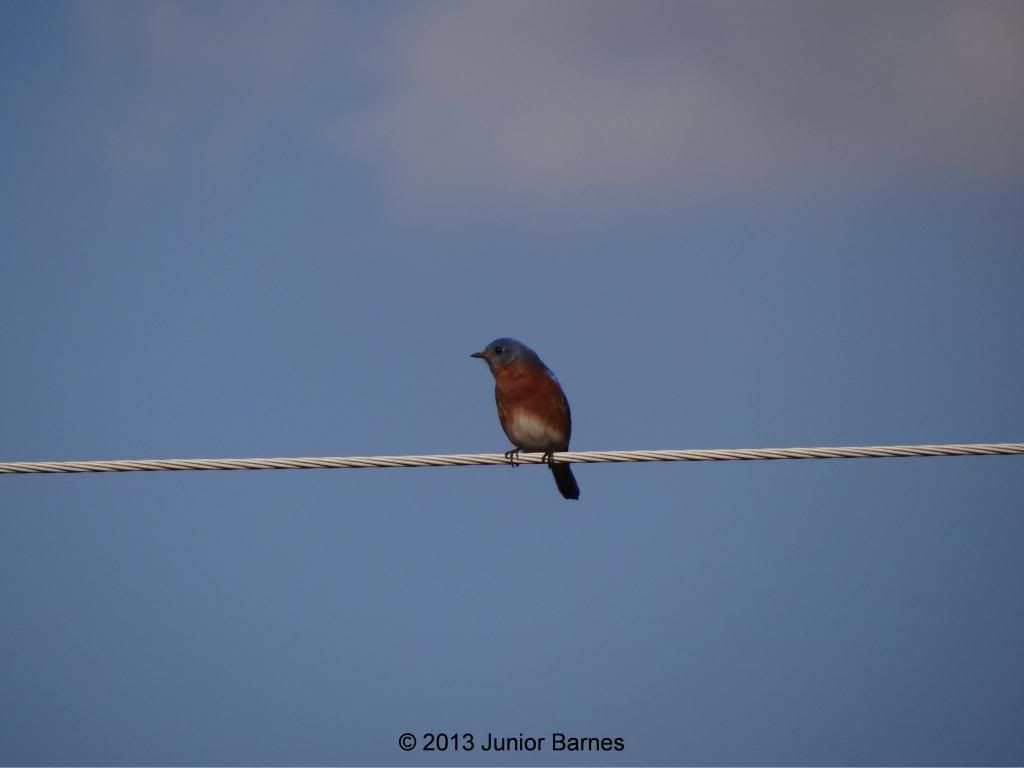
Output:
top-left (492, 360), bottom-right (560, 405)
top-left (492, 360), bottom-right (571, 451)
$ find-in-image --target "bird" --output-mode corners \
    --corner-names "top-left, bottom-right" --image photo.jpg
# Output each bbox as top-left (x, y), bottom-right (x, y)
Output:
top-left (471, 337), bottom-right (580, 500)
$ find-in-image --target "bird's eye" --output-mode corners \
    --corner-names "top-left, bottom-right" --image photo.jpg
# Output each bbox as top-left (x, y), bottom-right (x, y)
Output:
top-left (494, 346), bottom-right (504, 354)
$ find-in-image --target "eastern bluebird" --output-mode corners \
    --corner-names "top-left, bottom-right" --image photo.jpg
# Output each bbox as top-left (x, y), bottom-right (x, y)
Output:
top-left (471, 338), bottom-right (580, 500)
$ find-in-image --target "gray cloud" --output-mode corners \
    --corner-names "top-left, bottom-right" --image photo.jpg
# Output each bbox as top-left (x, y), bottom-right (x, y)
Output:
top-left (71, 1), bottom-right (1024, 209)
top-left (347, 0), bottom-right (1024, 210)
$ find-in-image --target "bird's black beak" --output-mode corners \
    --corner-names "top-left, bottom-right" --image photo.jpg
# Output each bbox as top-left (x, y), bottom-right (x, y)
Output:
top-left (470, 351), bottom-right (485, 359)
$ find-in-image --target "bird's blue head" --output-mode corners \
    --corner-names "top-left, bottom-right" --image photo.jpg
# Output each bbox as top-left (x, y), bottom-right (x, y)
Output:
top-left (470, 337), bottom-right (542, 370)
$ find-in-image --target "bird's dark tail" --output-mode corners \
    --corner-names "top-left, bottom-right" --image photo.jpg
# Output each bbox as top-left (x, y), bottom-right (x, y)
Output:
top-left (550, 463), bottom-right (580, 500)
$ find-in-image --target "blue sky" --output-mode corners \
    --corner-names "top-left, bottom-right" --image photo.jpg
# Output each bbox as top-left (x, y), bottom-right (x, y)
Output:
top-left (2, 1), bottom-right (1023, 765)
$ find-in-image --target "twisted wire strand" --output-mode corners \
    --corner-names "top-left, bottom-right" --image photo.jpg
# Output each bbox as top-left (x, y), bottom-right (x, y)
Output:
top-left (1, 442), bottom-right (1022, 475)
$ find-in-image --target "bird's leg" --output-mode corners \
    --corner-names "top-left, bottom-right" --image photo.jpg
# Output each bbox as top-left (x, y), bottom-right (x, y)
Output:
top-left (504, 448), bottom-right (521, 467)
top-left (542, 451), bottom-right (555, 467)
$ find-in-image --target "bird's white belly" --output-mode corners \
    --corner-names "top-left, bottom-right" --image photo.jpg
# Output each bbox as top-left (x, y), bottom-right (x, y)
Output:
top-left (506, 410), bottom-right (565, 451)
